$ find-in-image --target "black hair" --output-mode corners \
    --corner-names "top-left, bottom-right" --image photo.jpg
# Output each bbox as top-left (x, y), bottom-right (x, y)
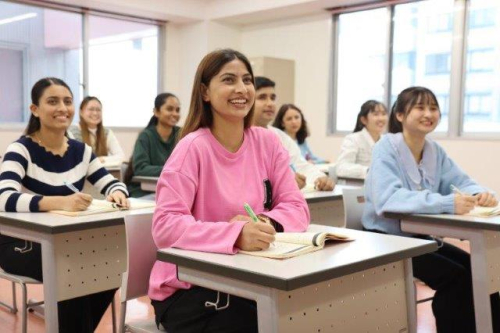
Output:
top-left (389, 86), bottom-right (440, 133)
top-left (353, 100), bottom-right (387, 132)
top-left (255, 76), bottom-right (275, 91)
top-left (25, 77), bottom-right (73, 135)
top-left (146, 92), bottom-right (178, 127)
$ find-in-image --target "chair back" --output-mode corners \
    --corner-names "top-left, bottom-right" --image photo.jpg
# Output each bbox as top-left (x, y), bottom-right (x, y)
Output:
top-left (342, 187), bottom-right (365, 230)
top-left (121, 214), bottom-right (157, 301)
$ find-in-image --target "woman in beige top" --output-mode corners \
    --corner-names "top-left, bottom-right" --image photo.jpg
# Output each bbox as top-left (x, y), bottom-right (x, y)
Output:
top-left (336, 100), bottom-right (388, 178)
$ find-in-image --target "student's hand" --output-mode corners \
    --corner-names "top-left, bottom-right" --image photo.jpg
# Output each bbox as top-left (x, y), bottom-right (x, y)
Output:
top-left (295, 173), bottom-right (306, 189)
top-left (99, 156), bottom-right (106, 163)
top-left (476, 192), bottom-right (497, 207)
top-left (107, 191), bottom-right (129, 209)
top-left (454, 194), bottom-right (477, 215)
top-left (235, 222), bottom-right (276, 251)
top-left (61, 193), bottom-right (93, 211)
top-left (229, 215), bottom-right (255, 223)
top-left (315, 176), bottom-right (335, 191)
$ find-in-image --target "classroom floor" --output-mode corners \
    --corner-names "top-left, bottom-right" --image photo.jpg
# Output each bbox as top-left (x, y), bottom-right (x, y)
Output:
top-left (0, 238), bottom-right (470, 332)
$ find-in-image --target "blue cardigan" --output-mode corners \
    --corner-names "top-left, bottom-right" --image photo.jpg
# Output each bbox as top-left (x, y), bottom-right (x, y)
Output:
top-left (362, 133), bottom-right (485, 236)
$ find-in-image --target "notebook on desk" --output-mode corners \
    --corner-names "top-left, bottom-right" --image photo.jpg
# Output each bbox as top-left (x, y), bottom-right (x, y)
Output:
top-left (467, 205), bottom-right (500, 217)
top-left (239, 231), bottom-right (354, 259)
top-left (50, 199), bottom-right (155, 217)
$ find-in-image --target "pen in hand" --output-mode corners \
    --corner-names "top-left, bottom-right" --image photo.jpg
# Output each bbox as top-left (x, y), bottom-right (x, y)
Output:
top-left (64, 181), bottom-right (80, 194)
top-left (243, 203), bottom-right (275, 247)
top-left (450, 184), bottom-right (465, 196)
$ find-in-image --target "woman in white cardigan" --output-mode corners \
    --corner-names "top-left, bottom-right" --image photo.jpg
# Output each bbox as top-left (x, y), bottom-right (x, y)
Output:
top-left (69, 96), bottom-right (125, 167)
top-left (335, 100), bottom-right (387, 178)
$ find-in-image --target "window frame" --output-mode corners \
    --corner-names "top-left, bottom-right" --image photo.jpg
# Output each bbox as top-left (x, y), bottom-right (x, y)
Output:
top-left (330, 0), bottom-right (500, 139)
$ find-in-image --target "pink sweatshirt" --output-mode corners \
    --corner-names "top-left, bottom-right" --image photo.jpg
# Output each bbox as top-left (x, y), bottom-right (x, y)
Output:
top-left (148, 126), bottom-right (310, 301)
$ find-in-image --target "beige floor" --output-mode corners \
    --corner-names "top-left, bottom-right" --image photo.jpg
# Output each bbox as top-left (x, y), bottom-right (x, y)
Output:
top-left (1, 238), bottom-right (471, 332)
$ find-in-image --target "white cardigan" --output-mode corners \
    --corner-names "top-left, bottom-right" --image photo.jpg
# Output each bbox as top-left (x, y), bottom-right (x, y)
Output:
top-left (335, 128), bottom-right (376, 178)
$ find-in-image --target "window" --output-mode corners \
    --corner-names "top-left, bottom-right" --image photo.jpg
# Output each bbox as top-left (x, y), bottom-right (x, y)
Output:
top-left (88, 16), bottom-right (159, 127)
top-left (463, 0), bottom-right (500, 133)
top-left (391, 0), bottom-right (454, 132)
top-left (428, 13), bottom-right (453, 33)
top-left (334, 8), bottom-right (389, 132)
top-left (425, 54), bottom-right (450, 75)
top-left (0, 1), bottom-right (82, 123)
top-left (469, 8), bottom-right (496, 28)
top-left (0, 0), bottom-right (161, 127)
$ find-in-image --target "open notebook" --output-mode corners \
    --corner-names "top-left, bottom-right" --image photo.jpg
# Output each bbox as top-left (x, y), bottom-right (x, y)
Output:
top-left (240, 231), bottom-right (354, 259)
top-left (50, 199), bottom-right (155, 217)
top-left (467, 205), bottom-right (500, 217)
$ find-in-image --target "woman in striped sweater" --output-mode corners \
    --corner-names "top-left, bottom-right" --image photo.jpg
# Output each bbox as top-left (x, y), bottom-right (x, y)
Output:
top-left (0, 77), bottom-right (128, 332)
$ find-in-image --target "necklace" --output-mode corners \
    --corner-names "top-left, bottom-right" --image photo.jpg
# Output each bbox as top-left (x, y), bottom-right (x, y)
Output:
top-left (32, 132), bottom-right (43, 145)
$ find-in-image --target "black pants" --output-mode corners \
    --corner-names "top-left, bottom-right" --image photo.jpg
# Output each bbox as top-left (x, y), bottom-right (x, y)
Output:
top-left (413, 241), bottom-right (500, 333)
top-left (152, 286), bottom-right (258, 333)
top-left (0, 237), bottom-right (116, 333)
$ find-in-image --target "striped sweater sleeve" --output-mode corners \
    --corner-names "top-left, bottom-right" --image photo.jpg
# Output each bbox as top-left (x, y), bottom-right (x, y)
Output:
top-left (0, 143), bottom-right (43, 212)
top-left (86, 149), bottom-right (128, 196)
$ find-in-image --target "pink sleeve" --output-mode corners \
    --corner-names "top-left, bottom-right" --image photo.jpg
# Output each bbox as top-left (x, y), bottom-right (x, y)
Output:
top-left (152, 170), bottom-right (246, 254)
top-left (263, 135), bottom-right (310, 232)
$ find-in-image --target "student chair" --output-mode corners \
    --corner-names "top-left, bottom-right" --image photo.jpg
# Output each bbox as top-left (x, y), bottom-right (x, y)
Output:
top-left (342, 187), bottom-right (433, 304)
top-left (119, 215), bottom-right (164, 332)
top-left (342, 187), bottom-right (365, 230)
top-left (0, 268), bottom-right (43, 333)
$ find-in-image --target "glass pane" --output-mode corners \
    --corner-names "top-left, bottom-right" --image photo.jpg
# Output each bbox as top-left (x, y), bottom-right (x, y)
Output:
top-left (335, 8), bottom-right (389, 132)
top-left (0, 1), bottom-right (82, 123)
top-left (88, 16), bottom-right (158, 127)
top-left (463, 0), bottom-right (500, 132)
top-left (391, 0), bottom-right (455, 132)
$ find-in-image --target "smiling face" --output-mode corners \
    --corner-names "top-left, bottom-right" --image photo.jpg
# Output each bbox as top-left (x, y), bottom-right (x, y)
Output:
top-left (282, 107), bottom-right (302, 136)
top-left (80, 99), bottom-right (102, 129)
top-left (253, 86), bottom-right (277, 127)
top-left (362, 104), bottom-right (388, 135)
top-left (30, 84), bottom-right (74, 132)
top-left (397, 96), bottom-right (440, 137)
top-left (154, 96), bottom-right (181, 128)
top-left (202, 58), bottom-right (255, 124)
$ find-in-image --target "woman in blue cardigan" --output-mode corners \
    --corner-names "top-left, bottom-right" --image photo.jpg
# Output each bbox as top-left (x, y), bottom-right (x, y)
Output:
top-left (363, 86), bottom-right (500, 333)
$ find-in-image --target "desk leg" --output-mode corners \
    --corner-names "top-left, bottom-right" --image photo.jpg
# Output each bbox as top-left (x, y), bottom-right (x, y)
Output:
top-left (41, 235), bottom-right (59, 333)
top-left (404, 259), bottom-right (417, 333)
top-left (470, 231), bottom-right (494, 333)
top-left (177, 267), bottom-right (279, 332)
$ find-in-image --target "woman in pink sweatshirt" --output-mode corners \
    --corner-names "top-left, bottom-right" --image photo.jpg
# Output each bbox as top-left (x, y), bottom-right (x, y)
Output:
top-left (149, 49), bottom-right (310, 332)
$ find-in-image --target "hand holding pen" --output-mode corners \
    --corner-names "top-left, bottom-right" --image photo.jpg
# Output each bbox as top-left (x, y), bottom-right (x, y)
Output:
top-left (62, 181), bottom-right (93, 212)
top-left (234, 203), bottom-right (276, 251)
top-left (451, 184), bottom-right (476, 215)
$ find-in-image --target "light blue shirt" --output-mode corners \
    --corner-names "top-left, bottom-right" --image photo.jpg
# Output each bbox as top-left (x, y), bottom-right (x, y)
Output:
top-left (298, 140), bottom-right (327, 164)
top-left (362, 133), bottom-right (485, 236)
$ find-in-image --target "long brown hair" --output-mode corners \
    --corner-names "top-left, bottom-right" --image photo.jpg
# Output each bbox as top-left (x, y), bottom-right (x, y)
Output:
top-left (273, 104), bottom-right (310, 144)
top-left (179, 49), bottom-right (255, 140)
top-left (79, 96), bottom-right (107, 156)
top-left (25, 77), bottom-right (73, 135)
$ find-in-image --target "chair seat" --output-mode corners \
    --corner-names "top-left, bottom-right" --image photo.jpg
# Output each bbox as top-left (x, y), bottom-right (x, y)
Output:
top-left (127, 319), bottom-right (166, 332)
top-left (0, 268), bottom-right (41, 284)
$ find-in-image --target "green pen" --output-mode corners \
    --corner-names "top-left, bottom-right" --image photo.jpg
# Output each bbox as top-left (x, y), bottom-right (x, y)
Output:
top-left (243, 203), bottom-right (259, 223)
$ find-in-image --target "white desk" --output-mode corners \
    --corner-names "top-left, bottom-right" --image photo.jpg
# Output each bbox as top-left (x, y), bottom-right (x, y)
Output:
top-left (336, 176), bottom-right (365, 187)
top-left (158, 224), bottom-right (437, 333)
top-left (0, 207), bottom-right (154, 332)
top-left (385, 212), bottom-right (500, 333)
top-left (131, 176), bottom-right (158, 193)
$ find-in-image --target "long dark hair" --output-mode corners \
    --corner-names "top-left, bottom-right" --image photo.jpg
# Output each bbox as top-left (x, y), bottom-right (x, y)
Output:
top-left (25, 77), bottom-right (73, 135)
top-left (79, 96), bottom-right (108, 156)
top-left (353, 100), bottom-right (387, 132)
top-left (179, 49), bottom-right (255, 140)
top-left (124, 92), bottom-right (178, 185)
top-left (389, 87), bottom-right (440, 133)
top-left (273, 104), bottom-right (309, 144)
top-left (146, 92), bottom-right (178, 128)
